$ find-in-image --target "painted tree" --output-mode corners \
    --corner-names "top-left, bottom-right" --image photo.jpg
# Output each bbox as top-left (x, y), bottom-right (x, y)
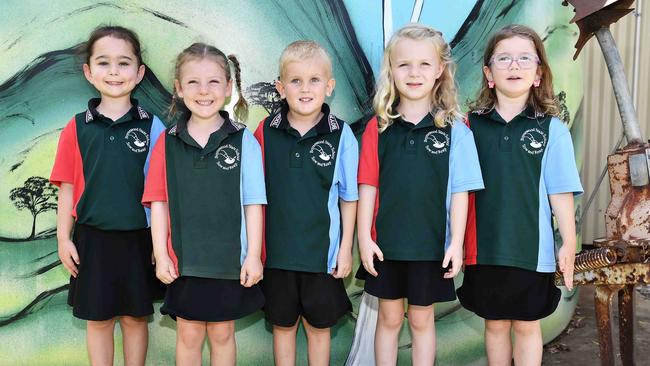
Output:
top-left (245, 81), bottom-right (283, 115)
top-left (9, 176), bottom-right (58, 240)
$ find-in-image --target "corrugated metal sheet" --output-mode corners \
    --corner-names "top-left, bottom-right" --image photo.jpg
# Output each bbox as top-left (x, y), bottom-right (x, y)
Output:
top-left (581, 6), bottom-right (650, 244)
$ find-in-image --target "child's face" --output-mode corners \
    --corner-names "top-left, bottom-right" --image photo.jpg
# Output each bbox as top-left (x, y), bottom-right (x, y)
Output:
top-left (484, 36), bottom-right (542, 100)
top-left (83, 36), bottom-right (145, 100)
top-left (276, 57), bottom-right (335, 122)
top-left (390, 38), bottom-right (444, 104)
top-left (174, 58), bottom-right (233, 123)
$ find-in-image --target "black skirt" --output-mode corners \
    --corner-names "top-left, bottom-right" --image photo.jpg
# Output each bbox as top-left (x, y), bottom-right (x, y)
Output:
top-left (67, 224), bottom-right (164, 321)
top-left (457, 264), bottom-right (561, 321)
top-left (161, 276), bottom-right (264, 322)
top-left (356, 259), bottom-right (456, 306)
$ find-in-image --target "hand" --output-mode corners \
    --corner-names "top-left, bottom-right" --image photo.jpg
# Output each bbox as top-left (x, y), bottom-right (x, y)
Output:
top-left (442, 244), bottom-right (462, 279)
top-left (155, 254), bottom-right (178, 284)
top-left (359, 237), bottom-right (383, 277)
top-left (557, 244), bottom-right (576, 291)
top-left (58, 238), bottom-right (80, 277)
top-left (332, 249), bottom-right (352, 279)
top-left (240, 257), bottom-right (263, 287)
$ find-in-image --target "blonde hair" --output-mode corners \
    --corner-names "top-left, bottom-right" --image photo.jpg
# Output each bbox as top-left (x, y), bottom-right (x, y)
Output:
top-left (374, 23), bottom-right (462, 132)
top-left (278, 40), bottom-right (333, 80)
top-left (469, 24), bottom-right (559, 116)
top-left (169, 42), bottom-right (248, 121)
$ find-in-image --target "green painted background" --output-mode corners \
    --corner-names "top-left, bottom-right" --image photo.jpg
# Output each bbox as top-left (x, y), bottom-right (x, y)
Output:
top-left (0, 1), bottom-right (583, 364)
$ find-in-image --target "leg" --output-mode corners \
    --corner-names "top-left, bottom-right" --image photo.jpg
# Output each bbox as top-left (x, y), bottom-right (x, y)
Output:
top-left (273, 319), bottom-right (300, 366)
top-left (302, 319), bottom-right (331, 366)
top-left (375, 298), bottom-right (405, 366)
top-left (406, 304), bottom-right (435, 366)
top-left (512, 320), bottom-right (542, 366)
top-left (484, 319), bottom-right (512, 366)
top-left (87, 318), bottom-right (116, 366)
top-left (118, 316), bottom-right (148, 366)
top-left (618, 285), bottom-right (635, 366)
top-left (176, 317), bottom-right (207, 366)
top-left (206, 320), bottom-right (236, 366)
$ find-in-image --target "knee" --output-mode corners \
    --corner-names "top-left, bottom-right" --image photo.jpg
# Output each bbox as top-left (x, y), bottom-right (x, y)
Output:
top-left (87, 318), bottom-right (116, 330)
top-left (407, 311), bottom-right (434, 333)
top-left (378, 309), bottom-right (404, 331)
top-left (512, 320), bottom-right (540, 337)
top-left (178, 325), bottom-right (206, 349)
top-left (207, 322), bottom-right (235, 346)
top-left (303, 321), bottom-right (330, 341)
top-left (485, 320), bottom-right (512, 335)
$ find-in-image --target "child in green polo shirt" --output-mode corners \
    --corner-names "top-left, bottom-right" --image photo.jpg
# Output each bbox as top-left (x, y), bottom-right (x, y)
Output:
top-left (457, 24), bottom-right (582, 365)
top-left (254, 40), bottom-right (359, 366)
top-left (143, 43), bottom-right (266, 365)
top-left (51, 26), bottom-right (165, 365)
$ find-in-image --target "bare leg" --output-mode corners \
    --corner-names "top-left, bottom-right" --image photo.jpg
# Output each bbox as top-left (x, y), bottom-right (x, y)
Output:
top-left (302, 319), bottom-right (330, 366)
top-left (484, 319), bottom-right (513, 366)
top-left (176, 317), bottom-right (206, 366)
top-left (375, 299), bottom-right (405, 366)
top-left (407, 304), bottom-right (435, 366)
top-left (119, 316), bottom-right (148, 366)
top-left (206, 320), bottom-right (236, 366)
top-left (273, 319), bottom-right (300, 366)
top-left (512, 320), bottom-right (542, 366)
top-left (87, 318), bottom-right (116, 366)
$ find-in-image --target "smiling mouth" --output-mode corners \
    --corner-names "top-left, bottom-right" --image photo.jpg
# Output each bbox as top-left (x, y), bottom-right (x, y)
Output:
top-left (506, 76), bottom-right (522, 81)
top-left (196, 100), bottom-right (214, 106)
top-left (106, 81), bottom-right (123, 86)
top-left (406, 83), bottom-right (422, 87)
top-left (298, 97), bottom-right (313, 102)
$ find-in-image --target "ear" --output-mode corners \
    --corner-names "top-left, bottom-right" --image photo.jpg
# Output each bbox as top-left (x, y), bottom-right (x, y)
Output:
top-left (82, 64), bottom-right (94, 84)
top-left (174, 79), bottom-right (183, 98)
top-left (136, 64), bottom-right (146, 84)
top-left (226, 79), bottom-right (233, 98)
top-left (275, 79), bottom-right (286, 99)
top-left (434, 63), bottom-right (444, 79)
top-left (535, 66), bottom-right (543, 81)
top-left (325, 78), bottom-right (336, 97)
top-left (482, 65), bottom-right (493, 82)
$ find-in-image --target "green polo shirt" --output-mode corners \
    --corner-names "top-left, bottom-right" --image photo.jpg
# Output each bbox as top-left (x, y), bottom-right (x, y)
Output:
top-left (464, 108), bottom-right (582, 272)
top-left (358, 114), bottom-right (484, 261)
top-left (254, 103), bottom-right (359, 273)
top-left (142, 112), bottom-right (267, 280)
top-left (50, 98), bottom-right (165, 231)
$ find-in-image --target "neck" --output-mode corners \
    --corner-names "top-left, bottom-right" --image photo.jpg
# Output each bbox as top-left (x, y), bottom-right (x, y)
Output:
top-left (397, 98), bottom-right (431, 124)
top-left (96, 96), bottom-right (132, 120)
top-left (287, 110), bottom-right (322, 133)
top-left (494, 90), bottom-right (529, 122)
top-left (188, 113), bottom-right (225, 132)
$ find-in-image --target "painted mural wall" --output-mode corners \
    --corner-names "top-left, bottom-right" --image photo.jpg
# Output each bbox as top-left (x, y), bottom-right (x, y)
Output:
top-left (0, 1), bottom-right (583, 364)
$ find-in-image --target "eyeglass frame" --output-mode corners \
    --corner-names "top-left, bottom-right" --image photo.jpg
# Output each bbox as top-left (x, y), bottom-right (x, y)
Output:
top-left (488, 52), bottom-right (541, 70)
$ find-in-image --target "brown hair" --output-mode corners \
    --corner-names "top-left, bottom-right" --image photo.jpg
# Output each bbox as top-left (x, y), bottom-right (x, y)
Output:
top-left (469, 24), bottom-right (559, 116)
top-left (169, 42), bottom-right (248, 121)
top-left (82, 25), bottom-right (143, 65)
top-left (374, 23), bottom-right (462, 131)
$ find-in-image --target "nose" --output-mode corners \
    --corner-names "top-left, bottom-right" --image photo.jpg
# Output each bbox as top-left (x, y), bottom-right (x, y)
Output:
top-left (109, 63), bottom-right (119, 75)
top-left (199, 82), bottom-right (209, 94)
top-left (509, 59), bottom-right (520, 71)
top-left (408, 65), bottom-right (420, 77)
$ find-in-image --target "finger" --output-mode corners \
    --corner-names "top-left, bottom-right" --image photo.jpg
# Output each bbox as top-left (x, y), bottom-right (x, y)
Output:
top-left (169, 265), bottom-right (178, 279)
top-left (70, 247), bottom-right (80, 265)
top-left (151, 253), bottom-right (156, 265)
top-left (558, 255), bottom-right (566, 272)
top-left (564, 269), bottom-right (574, 291)
top-left (240, 268), bottom-right (247, 285)
top-left (376, 249), bottom-right (384, 262)
top-left (442, 253), bottom-right (450, 269)
top-left (367, 262), bottom-right (378, 277)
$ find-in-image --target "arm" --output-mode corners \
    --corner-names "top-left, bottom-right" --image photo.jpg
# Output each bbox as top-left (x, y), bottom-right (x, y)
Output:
top-left (332, 199), bottom-right (357, 278)
top-left (151, 201), bottom-right (177, 284)
top-left (549, 193), bottom-right (577, 291)
top-left (357, 184), bottom-right (383, 276)
top-left (57, 183), bottom-right (79, 277)
top-left (241, 204), bottom-right (264, 287)
top-left (442, 191), bottom-right (468, 278)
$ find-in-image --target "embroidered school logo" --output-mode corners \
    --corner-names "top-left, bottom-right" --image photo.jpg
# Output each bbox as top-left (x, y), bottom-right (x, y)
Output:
top-left (423, 130), bottom-right (449, 155)
top-left (309, 140), bottom-right (336, 167)
top-left (520, 128), bottom-right (547, 155)
top-left (124, 128), bottom-right (149, 153)
top-left (214, 145), bottom-right (240, 170)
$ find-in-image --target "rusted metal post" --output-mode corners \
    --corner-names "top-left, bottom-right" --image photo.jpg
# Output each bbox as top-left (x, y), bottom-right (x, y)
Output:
top-left (594, 28), bottom-right (643, 145)
top-left (618, 285), bottom-right (635, 366)
top-left (595, 285), bottom-right (623, 366)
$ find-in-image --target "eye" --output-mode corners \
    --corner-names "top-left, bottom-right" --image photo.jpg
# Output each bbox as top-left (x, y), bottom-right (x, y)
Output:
top-left (119, 62), bottom-right (130, 67)
top-left (291, 79), bottom-right (301, 85)
top-left (210, 79), bottom-right (220, 84)
top-left (187, 80), bottom-right (197, 84)
top-left (519, 54), bottom-right (533, 62)
top-left (398, 63), bottom-right (408, 68)
top-left (496, 55), bottom-right (512, 63)
top-left (421, 62), bottom-right (431, 67)
top-left (97, 61), bottom-right (109, 66)
top-left (310, 77), bottom-right (321, 83)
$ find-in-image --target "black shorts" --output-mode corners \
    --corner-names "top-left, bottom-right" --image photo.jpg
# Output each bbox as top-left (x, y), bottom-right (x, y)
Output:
top-left (161, 276), bottom-right (264, 322)
top-left (67, 224), bottom-right (164, 321)
top-left (355, 259), bottom-right (456, 306)
top-left (457, 264), bottom-right (561, 321)
top-left (261, 268), bottom-right (352, 329)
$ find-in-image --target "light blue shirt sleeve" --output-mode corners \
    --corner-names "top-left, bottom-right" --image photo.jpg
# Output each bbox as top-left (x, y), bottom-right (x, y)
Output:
top-left (337, 124), bottom-right (359, 201)
top-left (241, 129), bottom-right (267, 205)
top-left (450, 121), bottom-right (484, 193)
top-left (143, 115), bottom-right (167, 226)
top-left (544, 118), bottom-right (583, 195)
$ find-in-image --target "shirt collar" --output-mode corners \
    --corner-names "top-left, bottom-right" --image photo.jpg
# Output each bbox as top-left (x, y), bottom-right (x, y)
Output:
top-left (167, 110), bottom-right (244, 137)
top-left (394, 112), bottom-right (435, 130)
top-left (85, 98), bottom-right (150, 123)
top-left (471, 106), bottom-right (545, 123)
top-left (269, 102), bottom-right (341, 134)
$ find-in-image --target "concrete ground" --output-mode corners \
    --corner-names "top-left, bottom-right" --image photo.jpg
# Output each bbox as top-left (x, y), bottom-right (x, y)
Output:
top-left (542, 284), bottom-right (650, 365)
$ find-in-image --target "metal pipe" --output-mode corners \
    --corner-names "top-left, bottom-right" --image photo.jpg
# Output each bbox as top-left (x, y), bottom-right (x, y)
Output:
top-left (595, 28), bottom-right (643, 145)
top-left (632, 1), bottom-right (642, 109)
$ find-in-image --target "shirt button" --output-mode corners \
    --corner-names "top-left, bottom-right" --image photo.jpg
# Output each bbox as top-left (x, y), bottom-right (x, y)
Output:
top-left (409, 139), bottom-right (415, 145)
top-left (109, 136), bottom-right (115, 141)
top-left (504, 136), bottom-right (509, 141)
top-left (295, 152), bottom-right (300, 158)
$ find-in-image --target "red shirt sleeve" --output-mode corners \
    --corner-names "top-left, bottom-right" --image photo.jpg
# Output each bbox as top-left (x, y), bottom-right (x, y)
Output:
top-left (50, 118), bottom-right (79, 187)
top-left (357, 117), bottom-right (379, 187)
top-left (142, 132), bottom-right (167, 206)
top-left (253, 118), bottom-right (267, 264)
